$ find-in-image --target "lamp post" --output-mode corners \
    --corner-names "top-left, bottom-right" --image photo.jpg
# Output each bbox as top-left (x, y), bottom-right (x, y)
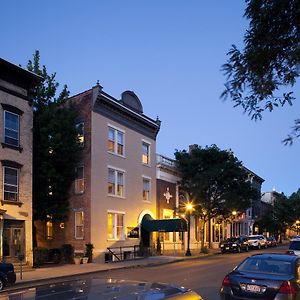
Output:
top-left (185, 203), bottom-right (193, 256)
top-left (231, 210), bottom-right (237, 238)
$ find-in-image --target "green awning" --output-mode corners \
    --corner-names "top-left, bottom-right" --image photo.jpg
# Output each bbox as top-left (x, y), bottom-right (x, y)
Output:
top-left (142, 215), bottom-right (187, 232)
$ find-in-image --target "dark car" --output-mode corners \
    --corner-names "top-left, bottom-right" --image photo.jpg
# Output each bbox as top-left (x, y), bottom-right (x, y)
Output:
top-left (266, 236), bottom-right (277, 247)
top-left (0, 262), bottom-right (16, 290)
top-left (220, 253), bottom-right (300, 299)
top-left (0, 278), bottom-right (203, 299)
top-left (219, 236), bottom-right (249, 253)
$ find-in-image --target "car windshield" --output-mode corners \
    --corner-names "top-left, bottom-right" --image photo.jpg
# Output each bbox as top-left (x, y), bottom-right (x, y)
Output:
top-left (289, 241), bottom-right (300, 250)
top-left (224, 238), bottom-right (238, 242)
top-left (248, 236), bottom-right (259, 240)
top-left (237, 257), bottom-right (292, 275)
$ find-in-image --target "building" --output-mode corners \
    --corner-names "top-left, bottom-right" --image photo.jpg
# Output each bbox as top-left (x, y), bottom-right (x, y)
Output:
top-left (0, 58), bottom-right (41, 265)
top-left (37, 84), bottom-right (161, 261)
top-left (156, 154), bottom-right (185, 253)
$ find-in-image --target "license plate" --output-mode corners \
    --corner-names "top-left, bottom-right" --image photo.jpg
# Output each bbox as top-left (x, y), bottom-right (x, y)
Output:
top-left (226, 247), bottom-right (229, 250)
top-left (246, 284), bottom-right (261, 293)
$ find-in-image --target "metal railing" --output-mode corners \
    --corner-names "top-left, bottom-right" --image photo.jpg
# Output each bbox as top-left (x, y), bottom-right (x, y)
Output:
top-left (105, 245), bottom-right (150, 263)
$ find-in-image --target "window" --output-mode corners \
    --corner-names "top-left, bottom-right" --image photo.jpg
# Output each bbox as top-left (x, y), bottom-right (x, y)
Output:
top-left (107, 212), bottom-right (124, 240)
top-left (75, 166), bottom-right (84, 194)
top-left (46, 220), bottom-right (53, 240)
top-left (108, 168), bottom-right (124, 197)
top-left (4, 111), bottom-right (19, 147)
top-left (108, 126), bottom-right (124, 156)
top-left (75, 211), bottom-right (84, 239)
top-left (3, 166), bottom-right (18, 201)
top-left (76, 122), bottom-right (84, 147)
top-left (142, 178), bottom-right (150, 201)
top-left (142, 142), bottom-right (150, 165)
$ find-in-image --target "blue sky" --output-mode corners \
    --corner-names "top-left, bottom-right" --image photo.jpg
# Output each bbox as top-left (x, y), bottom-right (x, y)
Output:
top-left (2, 1), bottom-right (299, 196)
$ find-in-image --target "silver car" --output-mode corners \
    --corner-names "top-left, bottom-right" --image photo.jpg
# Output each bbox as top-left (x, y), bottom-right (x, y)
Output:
top-left (247, 235), bottom-right (267, 249)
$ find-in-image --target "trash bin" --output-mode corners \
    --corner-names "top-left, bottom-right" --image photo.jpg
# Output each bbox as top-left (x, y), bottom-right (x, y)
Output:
top-left (105, 253), bottom-right (112, 263)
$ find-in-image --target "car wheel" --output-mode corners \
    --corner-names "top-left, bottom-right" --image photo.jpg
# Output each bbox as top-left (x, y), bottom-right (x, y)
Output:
top-left (245, 245), bottom-right (249, 252)
top-left (0, 278), bottom-right (4, 291)
top-left (265, 244), bottom-right (268, 249)
top-left (237, 247), bottom-right (241, 253)
top-left (258, 244), bottom-right (261, 250)
top-left (221, 249), bottom-right (226, 254)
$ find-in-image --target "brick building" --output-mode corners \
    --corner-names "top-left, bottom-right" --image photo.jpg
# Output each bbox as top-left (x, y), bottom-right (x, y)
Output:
top-left (0, 58), bottom-right (41, 265)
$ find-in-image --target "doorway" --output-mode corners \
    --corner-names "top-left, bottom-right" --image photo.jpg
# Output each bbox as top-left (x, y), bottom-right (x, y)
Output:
top-left (3, 220), bottom-right (24, 261)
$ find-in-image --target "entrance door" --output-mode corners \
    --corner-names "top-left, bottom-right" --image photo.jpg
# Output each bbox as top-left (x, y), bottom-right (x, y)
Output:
top-left (3, 222), bottom-right (24, 260)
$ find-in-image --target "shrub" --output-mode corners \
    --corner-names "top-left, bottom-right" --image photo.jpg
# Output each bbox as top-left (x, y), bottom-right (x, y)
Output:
top-left (61, 244), bottom-right (74, 263)
top-left (34, 247), bottom-right (48, 267)
top-left (200, 246), bottom-right (209, 254)
top-left (48, 248), bottom-right (61, 264)
top-left (85, 243), bottom-right (94, 263)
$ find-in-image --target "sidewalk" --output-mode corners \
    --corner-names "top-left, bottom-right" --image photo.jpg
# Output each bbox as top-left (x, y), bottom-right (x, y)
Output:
top-left (12, 249), bottom-right (219, 289)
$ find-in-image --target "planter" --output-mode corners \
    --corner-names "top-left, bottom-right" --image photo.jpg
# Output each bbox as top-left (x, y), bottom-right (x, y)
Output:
top-left (74, 257), bottom-right (82, 265)
top-left (82, 257), bottom-right (88, 264)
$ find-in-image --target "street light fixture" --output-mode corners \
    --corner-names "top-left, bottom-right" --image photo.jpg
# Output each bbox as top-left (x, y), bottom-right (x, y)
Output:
top-left (296, 220), bottom-right (300, 236)
top-left (185, 202), bottom-right (193, 256)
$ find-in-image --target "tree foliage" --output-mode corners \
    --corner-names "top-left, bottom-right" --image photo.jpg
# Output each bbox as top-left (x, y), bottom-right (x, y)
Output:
top-left (221, 0), bottom-right (300, 144)
top-left (28, 51), bottom-right (80, 221)
top-left (175, 145), bottom-right (259, 246)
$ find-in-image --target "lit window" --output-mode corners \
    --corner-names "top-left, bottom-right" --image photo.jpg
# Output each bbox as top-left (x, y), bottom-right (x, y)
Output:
top-left (3, 166), bottom-right (18, 201)
top-left (76, 122), bottom-right (84, 147)
top-left (4, 111), bottom-right (19, 146)
top-left (108, 168), bottom-right (124, 197)
top-left (75, 211), bottom-right (84, 239)
top-left (142, 178), bottom-right (150, 201)
top-left (107, 212), bottom-right (124, 240)
top-left (46, 220), bottom-right (53, 240)
top-left (108, 127), bottom-right (124, 156)
top-left (142, 142), bottom-right (150, 165)
top-left (75, 166), bottom-right (85, 194)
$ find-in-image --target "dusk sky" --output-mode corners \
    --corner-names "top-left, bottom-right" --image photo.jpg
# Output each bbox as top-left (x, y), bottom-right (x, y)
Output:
top-left (2, 1), bottom-right (299, 196)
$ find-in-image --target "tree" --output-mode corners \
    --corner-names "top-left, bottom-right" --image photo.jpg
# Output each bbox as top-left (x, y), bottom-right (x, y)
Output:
top-left (27, 51), bottom-right (80, 223)
top-left (221, 0), bottom-right (300, 144)
top-left (175, 144), bottom-right (259, 248)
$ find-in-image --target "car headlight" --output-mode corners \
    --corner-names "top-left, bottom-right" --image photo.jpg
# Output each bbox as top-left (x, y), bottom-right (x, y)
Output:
top-left (232, 243), bottom-right (237, 246)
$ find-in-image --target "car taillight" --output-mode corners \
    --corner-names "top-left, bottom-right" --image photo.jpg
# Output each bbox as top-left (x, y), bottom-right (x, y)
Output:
top-left (286, 250), bottom-right (295, 255)
top-left (278, 281), bottom-right (296, 295)
top-left (222, 275), bottom-right (231, 287)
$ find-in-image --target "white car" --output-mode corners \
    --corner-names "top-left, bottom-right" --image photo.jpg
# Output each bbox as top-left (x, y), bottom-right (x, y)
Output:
top-left (287, 237), bottom-right (300, 255)
top-left (247, 235), bottom-right (267, 249)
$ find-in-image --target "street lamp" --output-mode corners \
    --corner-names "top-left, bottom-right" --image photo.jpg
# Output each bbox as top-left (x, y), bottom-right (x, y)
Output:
top-left (231, 210), bottom-right (237, 238)
top-left (296, 220), bottom-right (300, 236)
top-left (185, 202), bottom-right (193, 256)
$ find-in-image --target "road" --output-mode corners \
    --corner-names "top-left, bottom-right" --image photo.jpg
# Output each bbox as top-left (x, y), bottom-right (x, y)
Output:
top-left (100, 245), bottom-right (287, 299)
top-left (2, 244), bottom-right (288, 300)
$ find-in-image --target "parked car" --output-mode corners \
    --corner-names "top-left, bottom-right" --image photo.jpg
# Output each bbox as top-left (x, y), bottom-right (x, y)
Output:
top-left (247, 235), bottom-right (267, 249)
top-left (220, 253), bottom-right (300, 299)
top-left (286, 237), bottom-right (300, 255)
top-left (0, 262), bottom-right (16, 290)
top-left (266, 236), bottom-right (277, 247)
top-left (219, 236), bottom-right (249, 253)
top-left (1, 278), bottom-right (203, 299)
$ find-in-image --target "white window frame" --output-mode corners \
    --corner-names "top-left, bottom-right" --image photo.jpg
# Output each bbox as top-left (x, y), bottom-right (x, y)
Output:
top-left (107, 166), bottom-right (125, 198)
top-left (4, 110), bottom-right (20, 147)
top-left (75, 211), bottom-right (84, 239)
top-left (142, 176), bottom-right (151, 202)
top-left (3, 166), bottom-right (19, 201)
top-left (107, 210), bottom-right (125, 240)
top-left (74, 166), bottom-right (85, 194)
top-left (142, 139), bottom-right (151, 165)
top-left (108, 124), bottom-right (125, 157)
